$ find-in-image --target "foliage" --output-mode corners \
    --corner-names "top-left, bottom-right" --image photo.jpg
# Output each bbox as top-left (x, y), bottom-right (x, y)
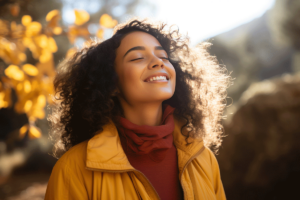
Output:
top-left (0, 6), bottom-right (117, 139)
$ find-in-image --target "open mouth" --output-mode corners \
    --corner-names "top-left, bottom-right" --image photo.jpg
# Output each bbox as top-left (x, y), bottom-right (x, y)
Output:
top-left (144, 74), bottom-right (170, 82)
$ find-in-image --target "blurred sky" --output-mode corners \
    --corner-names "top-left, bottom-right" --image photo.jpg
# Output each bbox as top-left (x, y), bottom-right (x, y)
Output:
top-left (136, 0), bottom-right (275, 45)
top-left (62, 0), bottom-right (275, 46)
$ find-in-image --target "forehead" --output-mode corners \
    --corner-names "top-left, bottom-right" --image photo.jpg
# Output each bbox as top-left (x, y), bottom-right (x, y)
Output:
top-left (118, 31), bottom-right (162, 52)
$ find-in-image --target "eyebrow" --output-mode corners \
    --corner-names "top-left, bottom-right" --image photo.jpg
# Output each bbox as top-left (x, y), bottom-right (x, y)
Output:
top-left (123, 46), bottom-right (165, 58)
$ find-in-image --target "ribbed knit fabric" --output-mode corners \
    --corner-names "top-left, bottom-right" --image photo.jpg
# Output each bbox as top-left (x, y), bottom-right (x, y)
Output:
top-left (117, 105), bottom-right (184, 200)
top-left (118, 104), bottom-right (175, 162)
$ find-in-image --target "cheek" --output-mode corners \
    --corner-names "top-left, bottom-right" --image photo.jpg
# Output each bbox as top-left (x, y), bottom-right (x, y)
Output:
top-left (169, 66), bottom-right (176, 91)
top-left (123, 67), bottom-right (141, 85)
top-left (119, 65), bottom-right (143, 95)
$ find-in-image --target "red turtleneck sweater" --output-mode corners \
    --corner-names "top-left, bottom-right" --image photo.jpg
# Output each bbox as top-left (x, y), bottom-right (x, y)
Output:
top-left (117, 105), bottom-right (184, 200)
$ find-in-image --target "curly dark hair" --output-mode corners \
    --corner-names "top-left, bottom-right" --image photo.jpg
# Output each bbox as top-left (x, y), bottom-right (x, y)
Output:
top-left (48, 18), bottom-right (232, 158)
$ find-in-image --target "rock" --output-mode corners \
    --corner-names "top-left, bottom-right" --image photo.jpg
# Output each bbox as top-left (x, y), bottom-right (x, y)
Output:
top-left (217, 73), bottom-right (300, 200)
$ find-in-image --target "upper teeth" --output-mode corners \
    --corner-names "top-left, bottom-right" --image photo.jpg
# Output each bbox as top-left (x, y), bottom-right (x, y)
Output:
top-left (149, 76), bottom-right (167, 82)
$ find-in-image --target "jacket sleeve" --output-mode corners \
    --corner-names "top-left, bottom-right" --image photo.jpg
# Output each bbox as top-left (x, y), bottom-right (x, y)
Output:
top-left (208, 149), bottom-right (226, 200)
top-left (44, 159), bottom-right (89, 200)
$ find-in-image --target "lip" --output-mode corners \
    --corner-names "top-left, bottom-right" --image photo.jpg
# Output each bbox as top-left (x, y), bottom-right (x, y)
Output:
top-left (143, 72), bottom-right (170, 82)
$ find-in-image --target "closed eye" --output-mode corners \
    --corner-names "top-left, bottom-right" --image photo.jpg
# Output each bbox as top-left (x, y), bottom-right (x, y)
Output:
top-left (130, 58), bottom-right (144, 61)
top-left (160, 57), bottom-right (169, 60)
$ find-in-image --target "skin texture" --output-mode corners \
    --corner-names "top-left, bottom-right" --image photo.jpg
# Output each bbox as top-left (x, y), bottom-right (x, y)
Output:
top-left (114, 31), bottom-right (176, 126)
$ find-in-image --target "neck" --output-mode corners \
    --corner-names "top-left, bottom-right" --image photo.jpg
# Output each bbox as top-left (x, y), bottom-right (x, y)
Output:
top-left (119, 100), bottom-right (163, 126)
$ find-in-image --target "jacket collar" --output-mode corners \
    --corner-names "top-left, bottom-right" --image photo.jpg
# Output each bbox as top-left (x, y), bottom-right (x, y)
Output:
top-left (86, 116), bottom-right (204, 172)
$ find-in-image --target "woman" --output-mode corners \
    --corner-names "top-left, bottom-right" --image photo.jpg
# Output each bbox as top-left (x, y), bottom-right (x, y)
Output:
top-left (45, 19), bottom-right (231, 200)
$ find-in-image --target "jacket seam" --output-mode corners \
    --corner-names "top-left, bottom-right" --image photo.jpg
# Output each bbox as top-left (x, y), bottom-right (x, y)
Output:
top-left (129, 172), bottom-right (142, 200)
top-left (86, 160), bottom-right (133, 170)
top-left (66, 162), bottom-right (71, 200)
top-left (133, 171), bottom-right (160, 200)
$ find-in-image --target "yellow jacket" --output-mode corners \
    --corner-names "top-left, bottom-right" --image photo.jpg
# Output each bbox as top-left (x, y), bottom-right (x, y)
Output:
top-left (45, 117), bottom-right (226, 200)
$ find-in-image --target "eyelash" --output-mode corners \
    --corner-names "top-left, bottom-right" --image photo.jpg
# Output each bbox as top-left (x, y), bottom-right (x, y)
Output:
top-left (130, 57), bottom-right (169, 61)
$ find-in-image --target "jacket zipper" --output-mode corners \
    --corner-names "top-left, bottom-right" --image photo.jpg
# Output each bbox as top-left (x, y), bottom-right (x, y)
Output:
top-left (133, 169), bottom-right (161, 200)
top-left (86, 146), bottom-right (205, 200)
top-left (85, 167), bottom-right (161, 200)
top-left (179, 146), bottom-right (205, 200)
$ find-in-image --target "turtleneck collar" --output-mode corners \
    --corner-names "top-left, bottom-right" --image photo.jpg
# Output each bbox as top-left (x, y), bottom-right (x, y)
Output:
top-left (117, 104), bottom-right (175, 162)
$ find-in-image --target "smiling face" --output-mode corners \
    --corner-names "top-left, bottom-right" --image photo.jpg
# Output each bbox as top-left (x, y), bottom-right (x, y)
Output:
top-left (114, 31), bottom-right (176, 107)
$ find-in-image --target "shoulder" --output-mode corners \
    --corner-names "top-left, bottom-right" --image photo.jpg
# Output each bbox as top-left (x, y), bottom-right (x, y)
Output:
top-left (194, 146), bottom-right (221, 175)
top-left (45, 141), bottom-right (91, 200)
top-left (194, 148), bottom-right (226, 199)
top-left (199, 147), bottom-right (218, 163)
top-left (48, 140), bottom-right (90, 187)
top-left (54, 140), bottom-right (88, 171)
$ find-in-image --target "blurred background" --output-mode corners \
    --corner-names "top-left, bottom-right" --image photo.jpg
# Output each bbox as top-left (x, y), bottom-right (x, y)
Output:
top-left (0, 0), bottom-right (299, 199)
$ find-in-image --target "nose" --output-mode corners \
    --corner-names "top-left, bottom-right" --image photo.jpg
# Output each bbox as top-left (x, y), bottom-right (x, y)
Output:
top-left (148, 57), bottom-right (164, 69)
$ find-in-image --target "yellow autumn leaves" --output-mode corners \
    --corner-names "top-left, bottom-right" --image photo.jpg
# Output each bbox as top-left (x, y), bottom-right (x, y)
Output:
top-left (67, 10), bottom-right (117, 45)
top-left (0, 8), bottom-right (117, 139)
top-left (19, 124), bottom-right (42, 139)
top-left (75, 10), bottom-right (90, 26)
top-left (100, 14), bottom-right (118, 28)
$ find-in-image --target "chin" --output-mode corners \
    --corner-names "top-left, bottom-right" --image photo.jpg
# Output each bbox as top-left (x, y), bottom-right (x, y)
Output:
top-left (154, 92), bottom-right (174, 102)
